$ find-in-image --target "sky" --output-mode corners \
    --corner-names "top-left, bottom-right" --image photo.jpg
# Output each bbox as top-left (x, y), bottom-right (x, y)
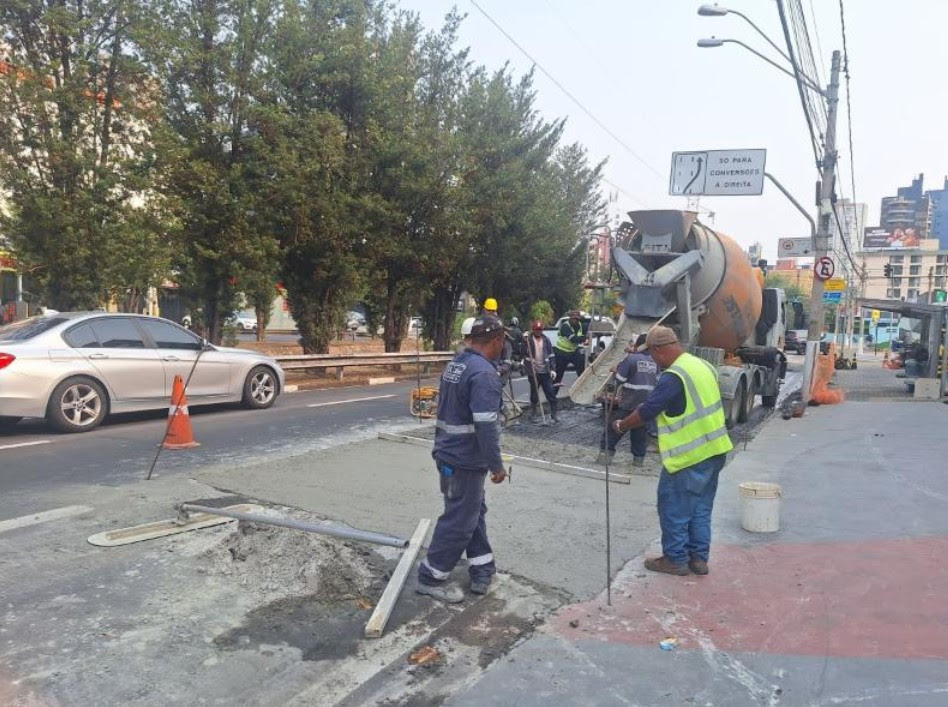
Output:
top-left (397, 0), bottom-right (948, 262)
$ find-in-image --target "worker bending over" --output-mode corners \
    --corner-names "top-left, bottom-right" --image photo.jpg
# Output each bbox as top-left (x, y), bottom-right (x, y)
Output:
top-left (613, 326), bottom-right (732, 576)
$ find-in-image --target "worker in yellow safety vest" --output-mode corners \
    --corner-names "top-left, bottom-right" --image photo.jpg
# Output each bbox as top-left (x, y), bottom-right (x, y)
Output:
top-left (553, 309), bottom-right (588, 385)
top-left (613, 325), bottom-right (732, 576)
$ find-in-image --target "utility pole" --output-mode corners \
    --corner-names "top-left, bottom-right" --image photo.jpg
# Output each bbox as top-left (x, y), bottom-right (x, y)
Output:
top-left (798, 50), bottom-right (841, 403)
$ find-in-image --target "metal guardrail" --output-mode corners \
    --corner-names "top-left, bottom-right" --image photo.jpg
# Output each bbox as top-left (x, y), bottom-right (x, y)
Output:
top-left (274, 351), bottom-right (454, 379)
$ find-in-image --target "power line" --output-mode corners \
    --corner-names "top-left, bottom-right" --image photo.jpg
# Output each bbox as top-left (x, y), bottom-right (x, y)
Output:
top-left (776, 0), bottom-right (824, 172)
top-left (467, 0), bottom-right (663, 181)
top-left (466, 0), bottom-right (714, 215)
top-left (839, 0), bottom-right (859, 258)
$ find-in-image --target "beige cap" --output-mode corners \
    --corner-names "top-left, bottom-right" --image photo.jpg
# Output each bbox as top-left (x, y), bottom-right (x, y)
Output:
top-left (642, 325), bottom-right (678, 351)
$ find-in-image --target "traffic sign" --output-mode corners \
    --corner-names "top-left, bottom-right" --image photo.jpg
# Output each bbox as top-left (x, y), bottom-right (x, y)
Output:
top-left (814, 256), bottom-right (835, 281)
top-left (669, 149), bottom-right (766, 196)
top-left (778, 237), bottom-right (813, 257)
top-left (824, 277), bottom-right (846, 292)
top-left (871, 309), bottom-right (881, 322)
top-left (822, 292), bottom-right (842, 303)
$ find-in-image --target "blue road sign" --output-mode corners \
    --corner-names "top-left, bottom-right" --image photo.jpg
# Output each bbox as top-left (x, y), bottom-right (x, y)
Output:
top-left (822, 291), bottom-right (842, 303)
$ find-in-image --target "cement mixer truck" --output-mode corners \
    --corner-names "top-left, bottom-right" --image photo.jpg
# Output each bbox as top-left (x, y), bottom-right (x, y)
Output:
top-left (570, 210), bottom-right (787, 427)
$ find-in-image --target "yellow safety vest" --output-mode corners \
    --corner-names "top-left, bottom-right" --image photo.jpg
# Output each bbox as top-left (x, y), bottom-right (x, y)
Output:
top-left (656, 352), bottom-right (733, 473)
top-left (555, 320), bottom-right (582, 353)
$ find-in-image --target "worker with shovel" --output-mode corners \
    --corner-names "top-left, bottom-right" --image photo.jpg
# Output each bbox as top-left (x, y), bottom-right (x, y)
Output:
top-left (416, 314), bottom-right (508, 603)
top-left (524, 320), bottom-right (558, 423)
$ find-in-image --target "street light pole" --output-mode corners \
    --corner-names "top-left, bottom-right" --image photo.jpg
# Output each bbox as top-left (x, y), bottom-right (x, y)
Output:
top-left (799, 50), bottom-right (841, 403)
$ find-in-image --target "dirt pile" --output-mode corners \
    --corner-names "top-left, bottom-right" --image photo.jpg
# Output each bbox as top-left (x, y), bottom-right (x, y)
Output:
top-left (201, 510), bottom-right (382, 605)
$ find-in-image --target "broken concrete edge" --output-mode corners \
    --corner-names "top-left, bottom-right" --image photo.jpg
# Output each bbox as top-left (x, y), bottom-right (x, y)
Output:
top-left (365, 518), bottom-right (432, 639)
top-left (377, 431), bottom-right (633, 485)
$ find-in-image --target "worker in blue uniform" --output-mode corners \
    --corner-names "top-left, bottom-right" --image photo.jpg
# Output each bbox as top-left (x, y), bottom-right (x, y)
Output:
top-left (416, 314), bottom-right (508, 602)
top-left (599, 333), bottom-right (657, 467)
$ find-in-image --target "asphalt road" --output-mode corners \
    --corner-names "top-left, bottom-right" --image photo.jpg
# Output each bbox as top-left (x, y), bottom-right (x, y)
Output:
top-left (0, 373), bottom-right (565, 519)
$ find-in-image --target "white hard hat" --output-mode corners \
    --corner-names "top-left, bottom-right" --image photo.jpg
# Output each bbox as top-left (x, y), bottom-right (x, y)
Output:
top-left (461, 317), bottom-right (476, 337)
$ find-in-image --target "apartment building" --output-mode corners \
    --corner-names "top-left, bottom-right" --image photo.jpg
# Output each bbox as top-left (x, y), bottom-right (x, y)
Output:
top-left (859, 241), bottom-right (948, 302)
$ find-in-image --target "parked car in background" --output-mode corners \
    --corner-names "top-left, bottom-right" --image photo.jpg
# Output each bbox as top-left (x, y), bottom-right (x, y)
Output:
top-left (181, 311), bottom-right (257, 333)
top-left (783, 329), bottom-right (807, 354)
top-left (0, 313), bottom-right (284, 433)
top-left (230, 312), bottom-right (258, 332)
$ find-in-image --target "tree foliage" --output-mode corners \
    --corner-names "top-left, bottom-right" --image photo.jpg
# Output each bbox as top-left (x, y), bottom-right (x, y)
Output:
top-left (0, 1), bottom-right (608, 351)
top-left (0, 0), bottom-right (170, 310)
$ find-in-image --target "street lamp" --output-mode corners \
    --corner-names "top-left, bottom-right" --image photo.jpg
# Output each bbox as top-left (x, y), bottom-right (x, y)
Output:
top-left (696, 37), bottom-right (824, 95)
top-left (698, 2), bottom-right (842, 405)
top-left (697, 4), bottom-right (793, 65)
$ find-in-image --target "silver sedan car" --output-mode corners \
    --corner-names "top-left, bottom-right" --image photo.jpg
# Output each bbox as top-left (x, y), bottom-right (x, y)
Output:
top-left (0, 312), bottom-right (285, 432)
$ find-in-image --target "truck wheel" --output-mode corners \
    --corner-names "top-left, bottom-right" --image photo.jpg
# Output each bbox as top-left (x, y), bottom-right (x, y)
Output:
top-left (761, 394), bottom-right (777, 408)
top-left (724, 381), bottom-right (744, 429)
top-left (738, 377), bottom-right (755, 423)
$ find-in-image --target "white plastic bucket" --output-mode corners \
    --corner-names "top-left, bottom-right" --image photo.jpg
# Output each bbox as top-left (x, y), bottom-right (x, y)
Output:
top-left (738, 481), bottom-right (782, 533)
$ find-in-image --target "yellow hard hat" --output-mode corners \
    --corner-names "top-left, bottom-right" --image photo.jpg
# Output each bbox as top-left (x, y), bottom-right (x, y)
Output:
top-left (484, 297), bottom-right (498, 312)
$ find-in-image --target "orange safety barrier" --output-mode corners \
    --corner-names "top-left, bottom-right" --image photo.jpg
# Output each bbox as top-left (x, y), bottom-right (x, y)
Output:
top-left (811, 343), bottom-right (844, 404)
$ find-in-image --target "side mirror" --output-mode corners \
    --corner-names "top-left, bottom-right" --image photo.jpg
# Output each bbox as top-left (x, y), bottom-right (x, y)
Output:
top-left (202, 339), bottom-right (214, 351)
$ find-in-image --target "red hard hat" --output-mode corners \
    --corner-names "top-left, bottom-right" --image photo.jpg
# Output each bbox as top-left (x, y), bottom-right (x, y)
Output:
top-left (531, 320), bottom-right (543, 331)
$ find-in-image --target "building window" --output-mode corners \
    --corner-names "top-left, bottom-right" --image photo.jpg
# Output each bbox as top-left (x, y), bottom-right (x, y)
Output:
top-left (910, 255), bottom-right (922, 263)
top-left (909, 265), bottom-right (921, 275)
top-left (889, 255), bottom-right (904, 263)
top-left (908, 289), bottom-right (918, 299)
top-left (936, 276), bottom-right (946, 287)
top-left (891, 266), bottom-right (903, 276)
top-left (909, 277), bottom-right (920, 287)
top-left (887, 288), bottom-right (901, 299)
top-left (937, 255), bottom-right (947, 263)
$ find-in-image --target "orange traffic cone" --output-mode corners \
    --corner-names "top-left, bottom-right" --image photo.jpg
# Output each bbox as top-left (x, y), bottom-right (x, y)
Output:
top-left (163, 375), bottom-right (200, 449)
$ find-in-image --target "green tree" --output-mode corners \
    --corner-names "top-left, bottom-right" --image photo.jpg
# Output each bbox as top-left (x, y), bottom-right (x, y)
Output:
top-left (0, 0), bottom-right (170, 310)
top-left (139, 0), bottom-right (278, 343)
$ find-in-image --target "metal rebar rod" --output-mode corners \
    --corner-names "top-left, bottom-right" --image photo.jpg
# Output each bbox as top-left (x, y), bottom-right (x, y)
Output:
top-left (178, 504), bottom-right (409, 548)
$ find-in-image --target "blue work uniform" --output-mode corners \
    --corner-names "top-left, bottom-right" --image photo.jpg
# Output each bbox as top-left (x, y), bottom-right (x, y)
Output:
top-left (418, 348), bottom-right (503, 587)
top-left (603, 351), bottom-right (658, 457)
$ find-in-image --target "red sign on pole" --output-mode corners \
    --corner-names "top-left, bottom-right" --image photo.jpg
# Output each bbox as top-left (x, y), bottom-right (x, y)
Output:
top-left (814, 256), bottom-right (835, 281)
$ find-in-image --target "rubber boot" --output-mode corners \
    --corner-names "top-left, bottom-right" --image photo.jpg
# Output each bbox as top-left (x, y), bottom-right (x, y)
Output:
top-left (550, 400), bottom-right (558, 423)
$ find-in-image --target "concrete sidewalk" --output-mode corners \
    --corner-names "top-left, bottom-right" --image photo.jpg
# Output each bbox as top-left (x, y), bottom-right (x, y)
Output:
top-left (446, 401), bottom-right (948, 707)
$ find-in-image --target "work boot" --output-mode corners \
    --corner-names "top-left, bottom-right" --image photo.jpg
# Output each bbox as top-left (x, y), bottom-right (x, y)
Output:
top-left (415, 581), bottom-right (464, 603)
top-left (529, 406), bottom-right (538, 421)
top-left (632, 456), bottom-right (645, 468)
top-left (689, 557), bottom-right (709, 575)
top-left (644, 556), bottom-right (690, 576)
top-left (595, 449), bottom-right (614, 466)
top-left (470, 580), bottom-right (491, 595)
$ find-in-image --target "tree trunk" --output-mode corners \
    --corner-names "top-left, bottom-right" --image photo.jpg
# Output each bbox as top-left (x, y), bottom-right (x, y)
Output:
top-left (382, 276), bottom-right (407, 353)
top-left (426, 284), bottom-right (460, 351)
top-left (254, 301), bottom-right (270, 342)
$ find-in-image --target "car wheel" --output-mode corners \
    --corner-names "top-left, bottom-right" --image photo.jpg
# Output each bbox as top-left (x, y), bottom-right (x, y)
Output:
top-left (47, 377), bottom-right (108, 433)
top-left (242, 365), bottom-right (278, 409)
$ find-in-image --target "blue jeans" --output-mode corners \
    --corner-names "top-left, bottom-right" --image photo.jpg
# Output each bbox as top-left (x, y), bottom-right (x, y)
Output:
top-left (418, 461), bottom-right (496, 586)
top-left (656, 454), bottom-right (726, 565)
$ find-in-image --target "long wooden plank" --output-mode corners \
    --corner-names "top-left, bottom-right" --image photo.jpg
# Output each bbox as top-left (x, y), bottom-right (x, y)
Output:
top-left (87, 504), bottom-right (262, 547)
top-left (365, 518), bottom-right (431, 638)
top-left (376, 432), bottom-right (632, 484)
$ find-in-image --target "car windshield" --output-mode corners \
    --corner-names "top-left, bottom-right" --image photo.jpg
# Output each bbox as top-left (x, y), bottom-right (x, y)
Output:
top-left (0, 316), bottom-right (67, 342)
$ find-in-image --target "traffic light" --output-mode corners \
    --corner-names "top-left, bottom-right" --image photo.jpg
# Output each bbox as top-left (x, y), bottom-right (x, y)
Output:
top-left (883, 263), bottom-right (892, 278)
top-left (934, 289), bottom-right (947, 303)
